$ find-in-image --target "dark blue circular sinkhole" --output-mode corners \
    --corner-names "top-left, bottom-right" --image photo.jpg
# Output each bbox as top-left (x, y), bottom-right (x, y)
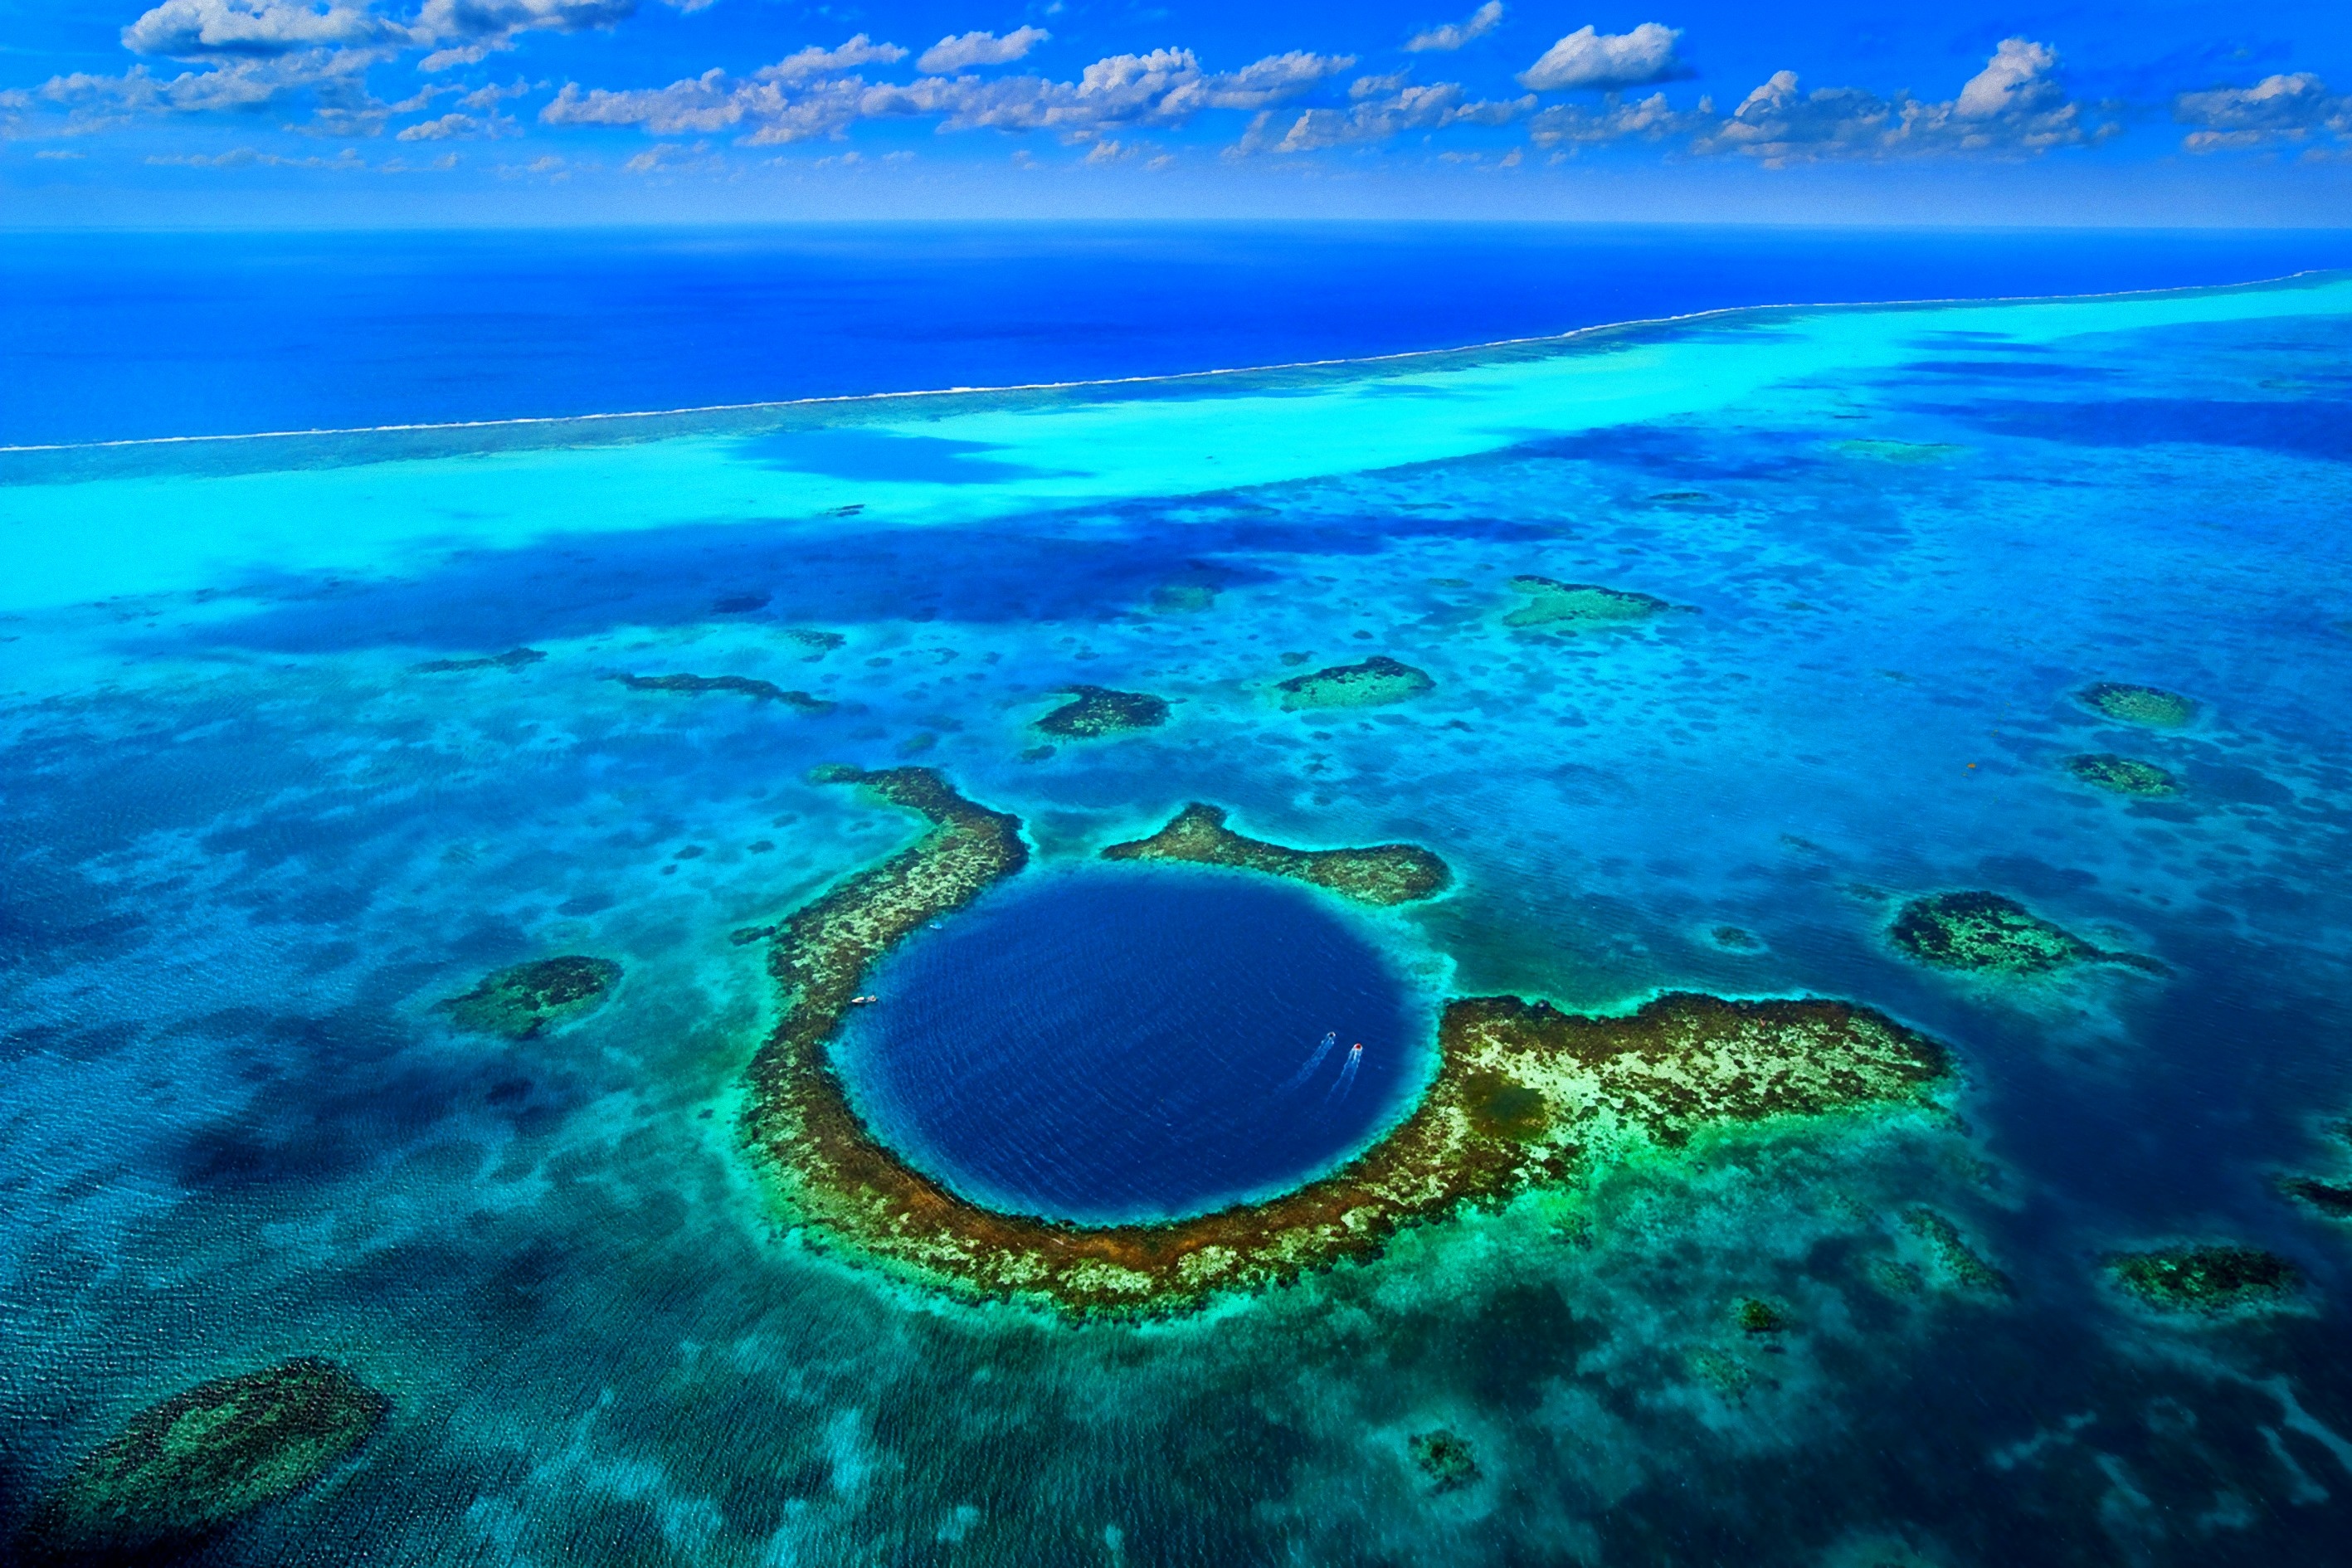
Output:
top-left (832, 864), bottom-right (1425, 1226)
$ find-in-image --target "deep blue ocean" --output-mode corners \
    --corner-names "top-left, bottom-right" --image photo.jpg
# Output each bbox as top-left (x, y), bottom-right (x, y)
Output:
top-left (4, 225), bottom-right (2352, 1567)
top-left (9, 225), bottom-right (2352, 444)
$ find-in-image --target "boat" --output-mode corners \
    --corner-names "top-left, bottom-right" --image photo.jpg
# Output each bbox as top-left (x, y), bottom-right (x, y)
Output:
top-left (850, 995), bottom-right (878, 1006)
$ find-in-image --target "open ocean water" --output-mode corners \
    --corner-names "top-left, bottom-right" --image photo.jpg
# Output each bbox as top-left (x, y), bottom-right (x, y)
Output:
top-left (4, 225), bottom-right (2352, 1566)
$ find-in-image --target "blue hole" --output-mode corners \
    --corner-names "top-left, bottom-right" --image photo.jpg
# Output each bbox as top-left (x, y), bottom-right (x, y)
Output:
top-left (832, 864), bottom-right (1425, 1226)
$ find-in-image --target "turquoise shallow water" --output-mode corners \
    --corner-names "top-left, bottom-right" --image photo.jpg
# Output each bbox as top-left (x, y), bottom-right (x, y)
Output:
top-left (4, 275), bottom-right (2352, 1563)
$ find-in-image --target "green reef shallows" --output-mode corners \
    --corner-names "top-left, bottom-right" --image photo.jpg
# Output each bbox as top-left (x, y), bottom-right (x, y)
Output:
top-left (1035, 684), bottom-right (1171, 739)
top-left (611, 672), bottom-right (834, 713)
top-left (1100, 803), bottom-right (1450, 907)
top-left (2106, 1244), bottom-right (2301, 1315)
top-left (2077, 682), bottom-right (2198, 728)
top-left (1408, 1430), bottom-right (1479, 1493)
top-left (2062, 753), bottom-right (2179, 796)
top-left (440, 956), bottom-right (621, 1039)
top-left (743, 771), bottom-right (1953, 1314)
top-left (1889, 892), bottom-right (2142, 976)
top-left (17, 1357), bottom-right (387, 1564)
top-left (1502, 576), bottom-right (1676, 629)
top-left (1273, 655), bottom-right (1434, 710)
top-left (1902, 1208), bottom-right (2011, 1295)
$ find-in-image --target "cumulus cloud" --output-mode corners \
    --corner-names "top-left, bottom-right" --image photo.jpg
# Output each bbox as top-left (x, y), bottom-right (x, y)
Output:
top-left (1518, 22), bottom-right (1683, 91)
top-left (146, 143), bottom-right (364, 166)
top-left (916, 27), bottom-right (1048, 75)
top-left (397, 107), bottom-right (515, 137)
top-left (1405, 2), bottom-right (1502, 54)
top-left (765, 34), bottom-right (908, 81)
top-left (2174, 72), bottom-right (2351, 151)
top-left (122, 0), bottom-right (408, 57)
top-left (415, 0), bottom-right (639, 69)
top-left (1239, 71), bottom-right (1529, 153)
top-left (544, 41), bottom-right (1353, 146)
top-left (1694, 37), bottom-right (2106, 163)
top-left (1526, 89), bottom-right (1702, 149)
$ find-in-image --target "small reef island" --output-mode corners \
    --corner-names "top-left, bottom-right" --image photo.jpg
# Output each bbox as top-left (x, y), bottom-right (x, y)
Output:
top-left (1502, 576), bottom-right (1678, 629)
top-left (2062, 753), bottom-right (2179, 796)
top-left (1890, 892), bottom-right (2155, 976)
top-left (1102, 803), bottom-right (1449, 905)
top-left (1274, 655), bottom-right (1434, 710)
top-left (1034, 684), bottom-right (1171, 739)
top-left (2077, 682), bottom-right (2198, 728)
top-left (611, 672), bottom-right (834, 713)
top-left (743, 767), bottom-right (1955, 1315)
top-left (441, 956), bottom-right (621, 1039)
top-left (2105, 1244), bottom-right (2301, 1316)
top-left (16, 1357), bottom-right (387, 1563)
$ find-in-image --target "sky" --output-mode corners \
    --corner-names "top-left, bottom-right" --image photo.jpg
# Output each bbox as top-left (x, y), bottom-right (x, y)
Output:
top-left (2, 1), bottom-right (2350, 225)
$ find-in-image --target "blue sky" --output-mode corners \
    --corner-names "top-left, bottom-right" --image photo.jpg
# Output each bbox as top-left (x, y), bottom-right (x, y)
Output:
top-left (2, 2), bottom-right (2350, 224)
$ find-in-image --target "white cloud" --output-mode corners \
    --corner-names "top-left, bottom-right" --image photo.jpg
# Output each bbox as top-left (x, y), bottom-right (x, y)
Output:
top-left (1239, 73), bottom-right (1529, 153)
top-left (123, 0), bottom-right (408, 57)
top-left (397, 108), bottom-right (515, 138)
top-left (544, 42), bottom-right (1352, 146)
top-left (1518, 22), bottom-right (1682, 91)
top-left (763, 34), bottom-right (908, 82)
top-left (1695, 38), bottom-right (2104, 164)
top-left (415, 0), bottom-right (640, 70)
top-left (146, 143), bottom-right (364, 166)
top-left (1955, 37), bottom-right (2061, 119)
top-left (1406, 2), bottom-right (1502, 54)
top-left (1527, 89), bottom-right (1702, 149)
top-left (917, 27), bottom-right (1048, 75)
top-left (2174, 73), bottom-right (2351, 151)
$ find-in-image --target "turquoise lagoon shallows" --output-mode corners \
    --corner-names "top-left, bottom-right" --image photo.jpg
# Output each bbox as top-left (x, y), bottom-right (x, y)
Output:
top-left (832, 865), bottom-right (1424, 1225)
top-left (6, 273), bottom-right (2352, 1566)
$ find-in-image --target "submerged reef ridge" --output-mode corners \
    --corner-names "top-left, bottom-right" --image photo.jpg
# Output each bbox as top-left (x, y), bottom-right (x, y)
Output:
top-left (1100, 803), bottom-right (1450, 907)
top-left (1408, 1430), bottom-right (1480, 1492)
top-left (1035, 685), bottom-right (1171, 739)
top-left (1890, 892), bottom-right (2132, 976)
top-left (2281, 1176), bottom-right (2352, 1219)
top-left (2062, 753), bottom-right (2179, 796)
top-left (440, 956), bottom-right (621, 1039)
top-left (17, 1357), bottom-right (387, 1563)
top-left (1902, 1208), bottom-right (2011, 1294)
top-left (1502, 576), bottom-right (1676, 629)
top-left (612, 673), bottom-right (833, 713)
top-left (411, 647), bottom-right (543, 674)
top-left (2077, 682), bottom-right (2197, 728)
top-left (1274, 655), bottom-right (1434, 710)
top-left (746, 780), bottom-right (1950, 1313)
top-left (2106, 1244), bottom-right (2300, 1314)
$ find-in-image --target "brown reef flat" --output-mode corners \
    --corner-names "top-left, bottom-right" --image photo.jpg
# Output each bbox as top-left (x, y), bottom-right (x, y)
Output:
top-left (1100, 802), bottom-right (1449, 906)
top-left (612, 672), bottom-right (833, 713)
top-left (743, 770), bottom-right (1951, 1316)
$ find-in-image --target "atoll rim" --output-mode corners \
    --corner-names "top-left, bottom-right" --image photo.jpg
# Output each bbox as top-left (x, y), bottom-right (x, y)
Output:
top-left (17, 1357), bottom-right (387, 1563)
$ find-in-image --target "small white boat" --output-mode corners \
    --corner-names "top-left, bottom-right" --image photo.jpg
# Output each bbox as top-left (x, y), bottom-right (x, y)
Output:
top-left (850, 994), bottom-right (879, 1006)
